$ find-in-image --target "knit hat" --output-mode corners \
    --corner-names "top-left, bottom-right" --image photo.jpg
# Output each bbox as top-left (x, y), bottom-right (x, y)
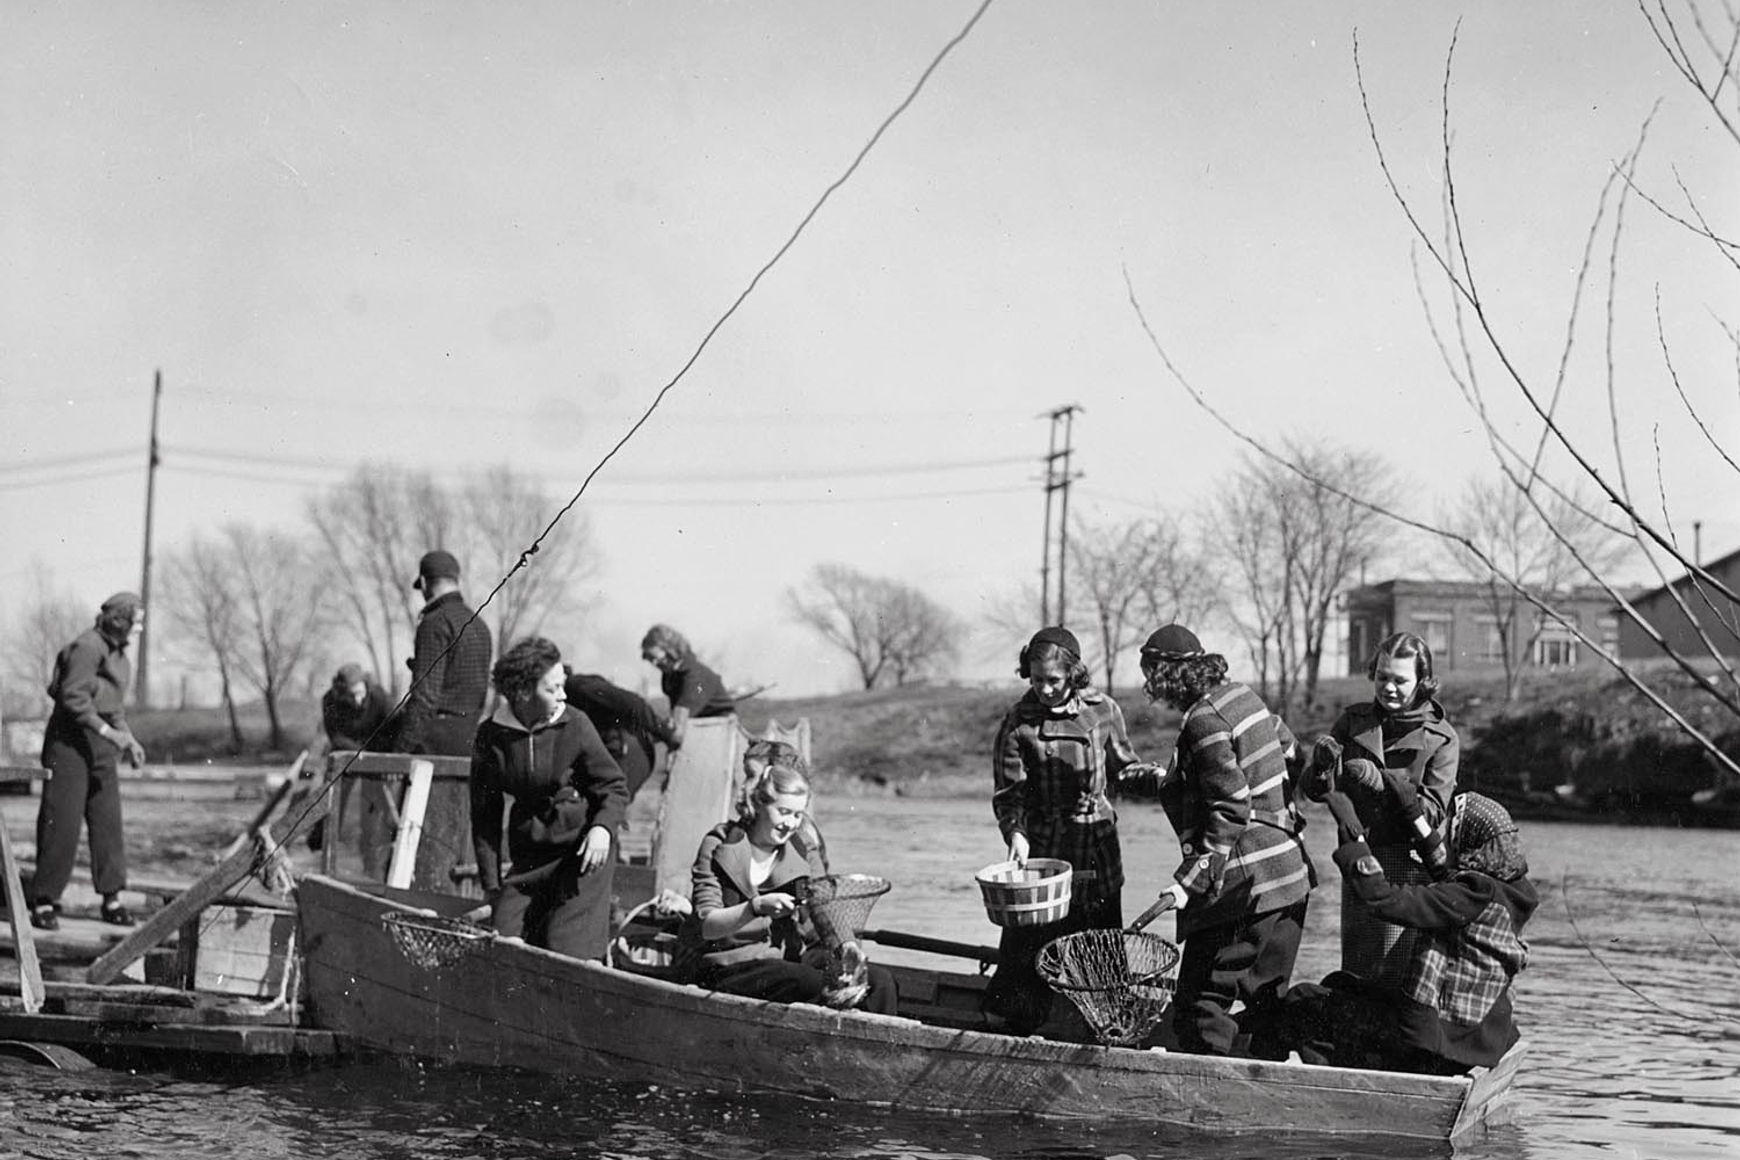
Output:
top-left (1141, 624), bottom-right (1203, 663)
top-left (1451, 792), bottom-right (1528, 881)
top-left (100, 591), bottom-right (143, 617)
top-left (333, 663), bottom-right (366, 687)
top-left (413, 549), bottom-right (461, 591)
top-left (1026, 626), bottom-right (1080, 660)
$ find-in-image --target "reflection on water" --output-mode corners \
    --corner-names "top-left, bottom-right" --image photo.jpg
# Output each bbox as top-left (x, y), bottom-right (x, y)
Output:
top-left (0, 795), bottom-right (1735, 1159)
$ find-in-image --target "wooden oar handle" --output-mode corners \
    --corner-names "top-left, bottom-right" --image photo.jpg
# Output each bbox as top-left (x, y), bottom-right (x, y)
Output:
top-left (1126, 892), bottom-right (1177, 933)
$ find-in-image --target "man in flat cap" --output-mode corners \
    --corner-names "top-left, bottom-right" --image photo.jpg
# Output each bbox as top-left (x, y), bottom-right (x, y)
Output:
top-left (397, 550), bottom-right (492, 759)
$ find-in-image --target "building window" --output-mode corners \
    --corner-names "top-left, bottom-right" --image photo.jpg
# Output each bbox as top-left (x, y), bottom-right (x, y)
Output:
top-left (1535, 615), bottom-right (1579, 668)
top-left (1411, 611), bottom-right (1452, 659)
top-left (1472, 614), bottom-right (1505, 663)
top-left (1597, 614), bottom-right (1620, 655)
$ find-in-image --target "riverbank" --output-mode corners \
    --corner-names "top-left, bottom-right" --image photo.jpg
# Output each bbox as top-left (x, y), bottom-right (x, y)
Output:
top-left (24, 664), bottom-right (1730, 822)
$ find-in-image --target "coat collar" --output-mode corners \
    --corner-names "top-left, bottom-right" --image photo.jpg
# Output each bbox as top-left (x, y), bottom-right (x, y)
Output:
top-left (486, 701), bottom-right (575, 736)
top-left (710, 823), bottom-right (814, 901)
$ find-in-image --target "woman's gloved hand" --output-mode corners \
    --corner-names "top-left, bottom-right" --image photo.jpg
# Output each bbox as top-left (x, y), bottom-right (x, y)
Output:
top-left (1341, 757), bottom-right (1384, 791)
top-left (1323, 790), bottom-right (1366, 844)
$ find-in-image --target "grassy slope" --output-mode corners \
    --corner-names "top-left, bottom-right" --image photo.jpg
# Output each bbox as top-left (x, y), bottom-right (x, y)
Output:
top-left (125, 666), bottom-right (1737, 813)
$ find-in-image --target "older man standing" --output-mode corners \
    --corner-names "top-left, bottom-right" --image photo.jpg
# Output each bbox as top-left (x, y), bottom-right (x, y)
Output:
top-left (397, 550), bottom-right (492, 758)
top-left (33, 591), bottom-right (147, 930)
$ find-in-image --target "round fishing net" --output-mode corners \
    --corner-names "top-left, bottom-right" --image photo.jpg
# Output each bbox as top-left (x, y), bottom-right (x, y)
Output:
top-left (1036, 929), bottom-right (1181, 1046)
top-left (796, 874), bottom-right (890, 951)
top-left (794, 875), bottom-right (890, 1010)
top-left (382, 911), bottom-right (493, 971)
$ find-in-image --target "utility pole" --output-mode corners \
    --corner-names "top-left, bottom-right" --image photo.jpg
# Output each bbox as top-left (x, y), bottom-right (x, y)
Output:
top-left (136, 369), bottom-right (163, 709)
top-left (1038, 404), bottom-right (1082, 626)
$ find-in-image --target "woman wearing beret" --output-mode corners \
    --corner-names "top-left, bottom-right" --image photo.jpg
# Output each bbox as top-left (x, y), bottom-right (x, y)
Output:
top-left (33, 592), bottom-right (148, 930)
top-left (984, 625), bottom-right (1146, 1035)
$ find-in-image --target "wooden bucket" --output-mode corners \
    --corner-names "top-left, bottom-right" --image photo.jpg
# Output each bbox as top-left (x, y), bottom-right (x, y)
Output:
top-left (975, 858), bottom-right (1073, 928)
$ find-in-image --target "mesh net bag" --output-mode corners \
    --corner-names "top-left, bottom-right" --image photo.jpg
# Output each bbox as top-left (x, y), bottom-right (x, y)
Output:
top-left (382, 911), bottom-right (493, 971)
top-left (796, 874), bottom-right (891, 951)
top-left (1036, 929), bottom-right (1181, 1046)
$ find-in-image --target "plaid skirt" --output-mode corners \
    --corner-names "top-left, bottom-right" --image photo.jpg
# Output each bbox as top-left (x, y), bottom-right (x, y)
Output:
top-left (1339, 842), bottom-right (1432, 989)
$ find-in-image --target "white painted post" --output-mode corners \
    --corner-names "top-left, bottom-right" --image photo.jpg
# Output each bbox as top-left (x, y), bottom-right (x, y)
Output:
top-left (386, 759), bottom-right (434, 890)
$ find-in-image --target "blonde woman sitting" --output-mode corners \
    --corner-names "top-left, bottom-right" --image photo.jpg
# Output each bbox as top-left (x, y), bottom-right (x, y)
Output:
top-left (676, 757), bottom-right (897, 1013)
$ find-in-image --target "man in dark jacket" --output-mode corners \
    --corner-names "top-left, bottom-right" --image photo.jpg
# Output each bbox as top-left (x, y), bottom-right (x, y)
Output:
top-left (321, 663), bottom-right (393, 752)
top-left (1273, 788), bottom-right (1537, 1074)
top-left (396, 550), bottom-right (492, 757)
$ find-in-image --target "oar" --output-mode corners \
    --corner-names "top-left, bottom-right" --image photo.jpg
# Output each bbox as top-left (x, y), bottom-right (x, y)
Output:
top-left (860, 928), bottom-right (999, 964)
top-left (1126, 891), bottom-right (1177, 934)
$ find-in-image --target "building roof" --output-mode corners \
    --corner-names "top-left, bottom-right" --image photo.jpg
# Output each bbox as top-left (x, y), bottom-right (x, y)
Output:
top-left (1626, 543), bottom-right (1740, 608)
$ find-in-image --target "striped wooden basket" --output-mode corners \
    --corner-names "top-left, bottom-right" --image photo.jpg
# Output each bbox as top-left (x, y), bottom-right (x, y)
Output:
top-left (976, 858), bottom-right (1073, 928)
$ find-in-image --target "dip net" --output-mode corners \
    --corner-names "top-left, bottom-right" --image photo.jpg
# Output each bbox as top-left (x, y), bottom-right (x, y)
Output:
top-left (1036, 929), bottom-right (1181, 1046)
top-left (795, 875), bottom-right (891, 1010)
top-left (796, 874), bottom-right (890, 951)
top-left (382, 911), bottom-right (493, 971)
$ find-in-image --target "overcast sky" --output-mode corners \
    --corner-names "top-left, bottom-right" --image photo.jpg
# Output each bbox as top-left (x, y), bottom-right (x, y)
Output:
top-left (4, 1), bottom-right (1735, 702)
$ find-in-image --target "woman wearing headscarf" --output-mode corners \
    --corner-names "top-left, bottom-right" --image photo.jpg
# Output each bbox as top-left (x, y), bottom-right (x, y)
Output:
top-left (33, 592), bottom-right (147, 930)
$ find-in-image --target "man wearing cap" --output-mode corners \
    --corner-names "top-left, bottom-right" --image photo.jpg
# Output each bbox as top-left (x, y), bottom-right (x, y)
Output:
top-left (321, 663), bottom-right (393, 754)
top-left (397, 550), bottom-right (493, 758)
top-left (1138, 623), bottom-right (1313, 1058)
top-left (32, 592), bottom-right (148, 930)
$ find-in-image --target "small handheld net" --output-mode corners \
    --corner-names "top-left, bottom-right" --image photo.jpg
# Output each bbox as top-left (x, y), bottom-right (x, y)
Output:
top-left (795, 875), bottom-right (890, 1010)
top-left (382, 911), bottom-right (493, 970)
top-left (796, 874), bottom-right (891, 951)
top-left (1036, 929), bottom-right (1181, 1046)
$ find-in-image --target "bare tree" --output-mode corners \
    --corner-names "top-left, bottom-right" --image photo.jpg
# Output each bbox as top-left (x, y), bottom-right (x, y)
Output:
top-left (787, 564), bottom-right (959, 689)
top-left (1125, 6), bottom-right (1740, 795)
top-left (1440, 475), bottom-right (1635, 700)
top-left (221, 525), bottom-right (328, 751)
top-left (1069, 515), bottom-right (1214, 694)
top-left (457, 466), bottom-right (597, 650)
top-left (159, 536), bottom-right (247, 752)
top-left (308, 464), bottom-right (594, 691)
top-left (1212, 463), bottom-right (1298, 708)
top-left (1, 562), bottom-right (87, 719)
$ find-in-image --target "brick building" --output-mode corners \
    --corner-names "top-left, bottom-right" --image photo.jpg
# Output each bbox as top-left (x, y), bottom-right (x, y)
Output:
top-left (1343, 578), bottom-right (1623, 675)
top-left (1617, 545), bottom-right (1740, 662)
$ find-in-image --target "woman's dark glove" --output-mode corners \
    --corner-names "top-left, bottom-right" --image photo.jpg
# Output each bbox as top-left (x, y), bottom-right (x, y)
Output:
top-left (1304, 736), bottom-right (1342, 801)
top-left (1323, 790), bottom-right (1365, 845)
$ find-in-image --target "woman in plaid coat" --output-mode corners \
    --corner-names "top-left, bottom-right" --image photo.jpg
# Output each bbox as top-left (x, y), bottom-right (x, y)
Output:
top-left (985, 626), bottom-right (1145, 1034)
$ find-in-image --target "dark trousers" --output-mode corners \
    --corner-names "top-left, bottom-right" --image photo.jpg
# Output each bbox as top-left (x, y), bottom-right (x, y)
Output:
top-left (707, 957), bottom-right (899, 1015)
top-left (1172, 899), bottom-right (1306, 1057)
top-left (984, 892), bottom-right (1123, 1034)
top-left (492, 855), bottom-right (616, 961)
top-left (361, 713), bottom-right (479, 880)
top-left (35, 731), bottom-right (127, 903)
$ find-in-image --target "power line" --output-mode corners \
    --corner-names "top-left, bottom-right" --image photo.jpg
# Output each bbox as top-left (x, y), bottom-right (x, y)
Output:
top-left (0, 446), bottom-right (140, 477)
top-left (0, 463), bottom-right (142, 492)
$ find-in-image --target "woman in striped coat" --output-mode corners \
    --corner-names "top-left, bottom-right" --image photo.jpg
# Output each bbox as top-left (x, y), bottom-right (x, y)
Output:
top-left (1139, 624), bottom-right (1314, 1058)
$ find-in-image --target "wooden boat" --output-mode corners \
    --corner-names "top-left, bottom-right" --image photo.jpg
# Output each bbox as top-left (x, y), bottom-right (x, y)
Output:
top-left (294, 721), bottom-right (1524, 1144)
top-left (297, 875), bottom-right (1522, 1141)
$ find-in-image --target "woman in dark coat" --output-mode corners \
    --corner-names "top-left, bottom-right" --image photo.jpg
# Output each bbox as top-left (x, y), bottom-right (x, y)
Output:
top-left (677, 758), bottom-right (896, 1014)
top-left (562, 667), bottom-right (673, 798)
top-left (471, 637), bottom-right (629, 961)
top-left (639, 624), bottom-right (734, 750)
top-left (33, 592), bottom-right (147, 930)
top-left (1306, 632), bottom-right (1460, 988)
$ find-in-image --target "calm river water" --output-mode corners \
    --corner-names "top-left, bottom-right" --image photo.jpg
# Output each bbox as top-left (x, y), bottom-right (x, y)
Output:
top-left (0, 790), bottom-right (1735, 1160)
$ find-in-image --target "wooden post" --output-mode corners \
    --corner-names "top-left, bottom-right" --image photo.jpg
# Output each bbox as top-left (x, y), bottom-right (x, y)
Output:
top-left (385, 759), bottom-right (433, 890)
top-left (0, 810), bottom-right (45, 1013)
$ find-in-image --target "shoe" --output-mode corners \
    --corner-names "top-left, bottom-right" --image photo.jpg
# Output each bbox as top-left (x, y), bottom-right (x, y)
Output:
top-left (29, 904), bottom-right (60, 932)
top-left (100, 902), bottom-right (135, 927)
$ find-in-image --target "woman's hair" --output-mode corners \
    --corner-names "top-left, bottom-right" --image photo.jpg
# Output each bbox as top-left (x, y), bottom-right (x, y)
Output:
top-left (736, 749), bottom-right (812, 823)
top-left (1142, 653), bottom-right (1229, 710)
top-left (492, 636), bottom-right (562, 704)
top-left (1018, 640), bottom-right (1091, 691)
top-left (640, 623), bottom-right (692, 662)
top-left (1366, 631), bottom-right (1440, 703)
top-left (742, 738), bottom-right (802, 774)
